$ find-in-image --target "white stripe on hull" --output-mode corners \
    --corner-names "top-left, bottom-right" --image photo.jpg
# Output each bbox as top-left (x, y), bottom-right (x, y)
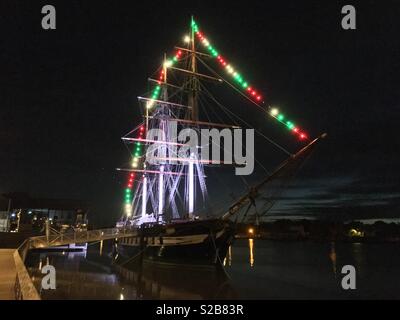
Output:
top-left (120, 230), bottom-right (225, 247)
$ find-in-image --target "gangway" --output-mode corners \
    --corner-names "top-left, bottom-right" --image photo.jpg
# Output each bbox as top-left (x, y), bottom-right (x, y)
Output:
top-left (28, 227), bottom-right (136, 249)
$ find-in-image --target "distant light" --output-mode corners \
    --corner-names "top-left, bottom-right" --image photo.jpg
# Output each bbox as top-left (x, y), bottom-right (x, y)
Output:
top-left (183, 35), bottom-right (190, 43)
top-left (270, 108), bottom-right (279, 116)
top-left (248, 228), bottom-right (254, 235)
top-left (11, 213), bottom-right (16, 218)
top-left (28, 211), bottom-right (32, 214)
top-left (120, 293), bottom-right (124, 300)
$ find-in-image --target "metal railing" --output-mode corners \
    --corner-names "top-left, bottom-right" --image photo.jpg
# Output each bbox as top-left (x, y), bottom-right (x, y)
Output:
top-left (14, 239), bottom-right (40, 300)
top-left (13, 227), bottom-right (136, 299)
top-left (29, 227), bottom-right (137, 249)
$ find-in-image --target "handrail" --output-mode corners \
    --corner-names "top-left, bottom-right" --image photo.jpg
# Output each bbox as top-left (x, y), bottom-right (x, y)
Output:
top-left (12, 227), bottom-right (136, 300)
top-left (29, 227), bottom-right (137, 249)
top-left (14, 239), bottom-right (40, 300)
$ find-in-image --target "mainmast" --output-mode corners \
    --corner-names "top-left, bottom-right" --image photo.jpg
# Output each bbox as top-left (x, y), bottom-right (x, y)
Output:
top-left (188, 15), bottom-right (198, 121)
top-left (187, 16), bottom-right (198, 218)
top-left (158, 53), bottom-right (168, 220)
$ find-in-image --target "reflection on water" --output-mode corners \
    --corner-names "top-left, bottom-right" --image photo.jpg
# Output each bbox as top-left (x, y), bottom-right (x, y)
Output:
top-left (249, 239), bottom-right (254, 267)
top-left (329, 242), bottom-right (337, 275)
top-left (223, 246), bottom-right (232, 267)
top-left (25, 240), bottom-right (400, 299)
top-left (99, 240), bottom-right (103, 257)
top-left (25, 243), bottom-right (237, 300)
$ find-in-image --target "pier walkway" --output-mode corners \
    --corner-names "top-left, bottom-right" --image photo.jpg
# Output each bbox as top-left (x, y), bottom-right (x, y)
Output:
top-left (29, 227), bottom-right (136, 249)
top-left (0, 249), bottom-right (16, 299)
top-left (1, 227), bottom-right (135, 300)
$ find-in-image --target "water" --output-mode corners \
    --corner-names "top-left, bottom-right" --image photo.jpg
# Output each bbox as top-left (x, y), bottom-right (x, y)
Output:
top-left (25, 240), bottom-right (400, 299)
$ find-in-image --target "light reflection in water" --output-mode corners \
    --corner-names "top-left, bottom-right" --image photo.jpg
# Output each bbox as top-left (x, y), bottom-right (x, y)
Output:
top-left (329, 242), bottom-right (337, 275)
top-left (223, 245), bottom-right (232, 266)
top-left (249, 238), bottom-right (254, 267)
top-left (100, 240), bottom-right (103, 256)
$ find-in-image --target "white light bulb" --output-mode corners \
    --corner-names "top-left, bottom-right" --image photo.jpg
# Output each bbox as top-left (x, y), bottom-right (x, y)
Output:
top-left (125, 204), bottom-right (132, 216)
top-left (164, 60), bottom-right (173, 68)
top-left (146, 100), bottom-right (154, 109)
top-left (183, 35), bottom-right (190, 43)
top-left (270, 108), bottom-right (279, 116)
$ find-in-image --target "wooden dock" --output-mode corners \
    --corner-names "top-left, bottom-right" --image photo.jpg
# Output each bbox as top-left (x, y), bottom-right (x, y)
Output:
top-left (0, 249), bottom-right (16, 300)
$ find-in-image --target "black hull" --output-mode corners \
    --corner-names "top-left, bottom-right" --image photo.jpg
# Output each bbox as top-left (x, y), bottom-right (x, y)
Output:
top-left (116, 219), bottom-right (235, 266)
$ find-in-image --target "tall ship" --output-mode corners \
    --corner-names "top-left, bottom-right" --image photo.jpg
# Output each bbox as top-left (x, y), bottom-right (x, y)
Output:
top-left (115, 18), bottom-right (325, 266)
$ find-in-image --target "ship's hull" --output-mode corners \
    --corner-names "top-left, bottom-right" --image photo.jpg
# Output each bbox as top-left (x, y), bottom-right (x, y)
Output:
top-left (116, 219), bottom-right (235, 266)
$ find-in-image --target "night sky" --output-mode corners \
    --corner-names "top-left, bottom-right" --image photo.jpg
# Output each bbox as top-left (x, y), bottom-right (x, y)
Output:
top-left (1, 1), bottom-right (399, 226)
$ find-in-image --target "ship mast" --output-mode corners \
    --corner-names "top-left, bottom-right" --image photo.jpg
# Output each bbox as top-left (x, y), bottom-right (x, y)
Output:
top-left (188, 15), bottom-right (198, 122)
top-left (158, 53), bottom-right (168, 220)
top-left (187, 15), bottom-right (198, 218)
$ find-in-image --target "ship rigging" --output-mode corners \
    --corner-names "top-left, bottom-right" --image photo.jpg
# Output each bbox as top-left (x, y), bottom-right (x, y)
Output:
top-left (115, 17), bottom-right (325, 266)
